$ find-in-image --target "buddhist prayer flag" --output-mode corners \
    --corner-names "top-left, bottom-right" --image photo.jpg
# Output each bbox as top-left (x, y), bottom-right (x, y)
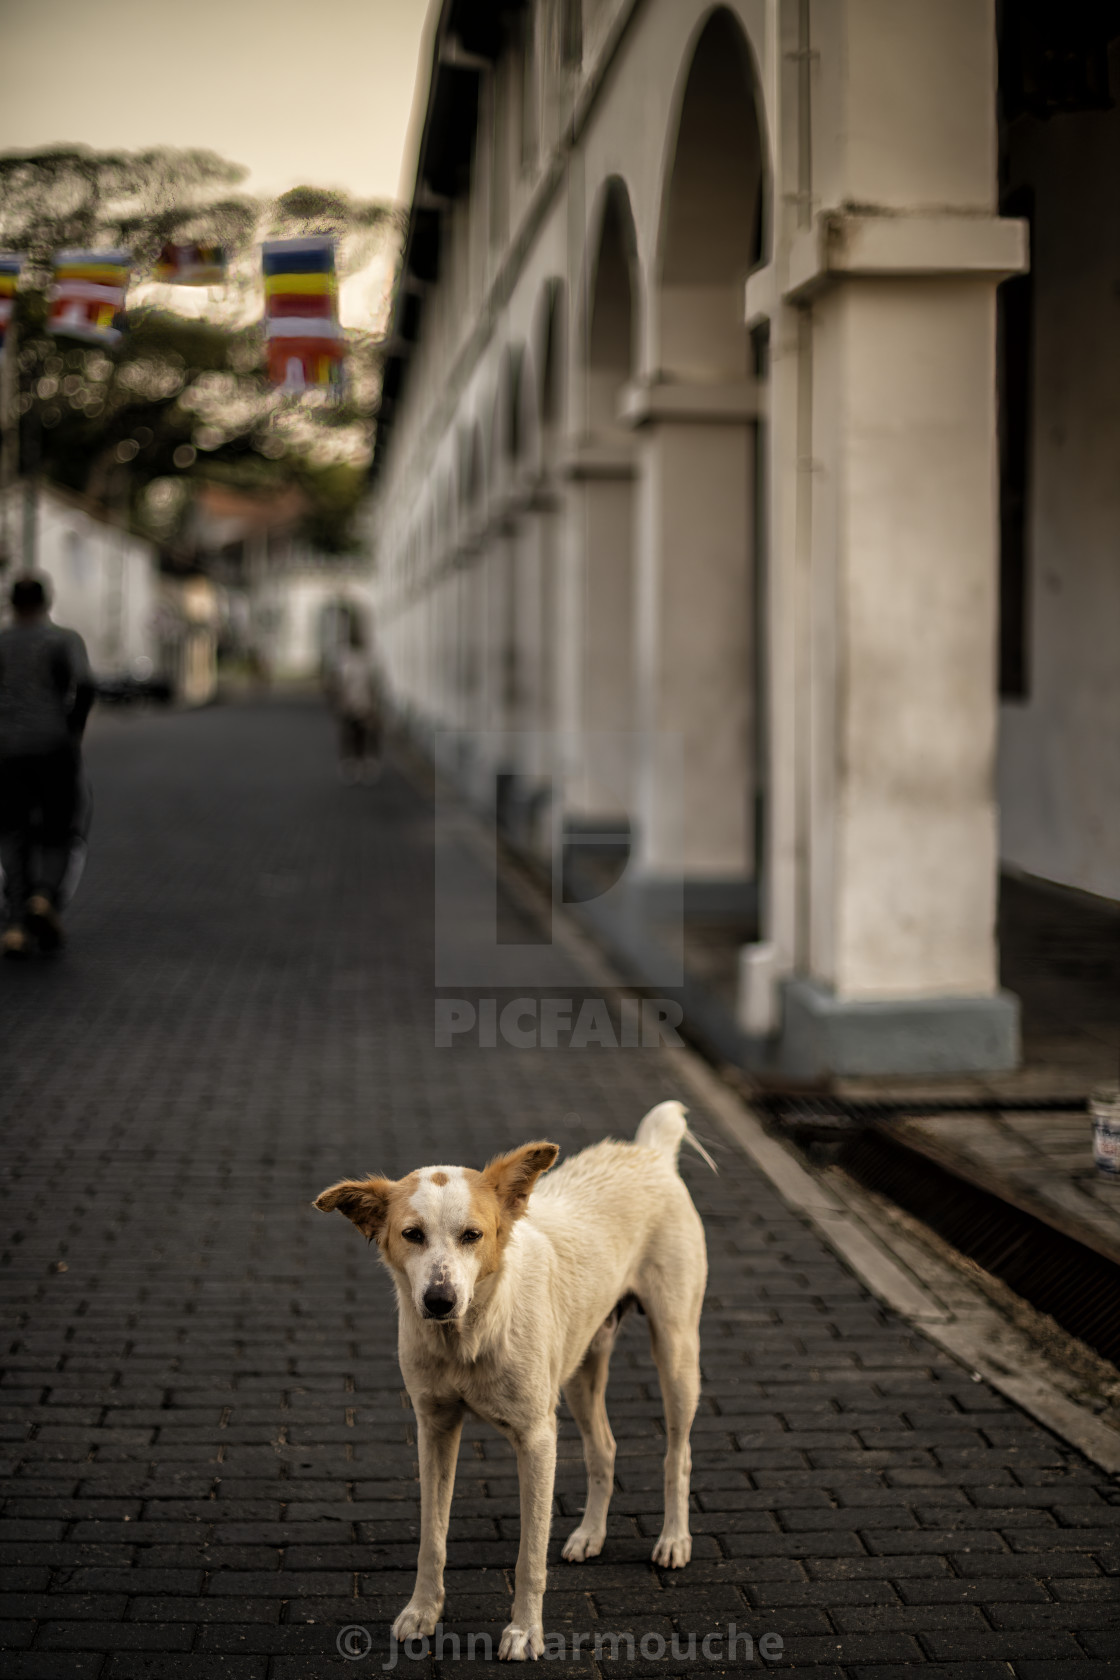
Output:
top-left (261, 237), bottom-right (345, 393)
top-left (154, 242), bottom-right (226, 286)
top-left (0, 255), bottom-right (21, 351)
top-left (49, 249), bottom-right (130, 345)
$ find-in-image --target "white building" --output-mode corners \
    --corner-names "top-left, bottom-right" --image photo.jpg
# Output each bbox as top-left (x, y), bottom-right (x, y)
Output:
top-left (1, 483), bottom-right (159, 679)
top-left (188, 484), bottom-right (375, 685)
top-left (368, 0), bottom-right (1119, 1080)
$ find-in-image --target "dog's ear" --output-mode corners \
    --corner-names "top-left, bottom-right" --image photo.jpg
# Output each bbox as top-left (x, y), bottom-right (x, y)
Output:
top-left (481, 1141), bottom-right (559, 1220)
top-left (313, 1177), bottom-right (394, 1242)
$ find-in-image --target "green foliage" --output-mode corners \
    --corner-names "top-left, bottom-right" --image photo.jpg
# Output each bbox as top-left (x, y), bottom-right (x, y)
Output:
top-left (0, 146), bottom-right (255, 277)
top-left (1, 144), bottom-right (396, 554)
top-left (294, 461), bottom-right (370, 555)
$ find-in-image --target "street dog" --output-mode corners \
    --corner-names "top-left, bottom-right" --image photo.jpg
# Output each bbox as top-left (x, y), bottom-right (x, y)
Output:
top-left (314, 1100), bottom-right (711, 1661)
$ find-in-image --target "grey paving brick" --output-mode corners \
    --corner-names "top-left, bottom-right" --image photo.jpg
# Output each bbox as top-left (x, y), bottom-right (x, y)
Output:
top-left (34, 1624), bottom-right (195, 1651)
top-left (1079, 1630), bottom-right (1120, 1658)
top-left (920, 1630), bottom-right (1086, 1659)
top-left (0, 1656), bottom-right (106, 1679)
top-left (832, 1604), bottom-right (992, 1632)
top-left (105, 1660), bottom-right (267, 1679)
top-left (1014, 1667), bottom-right (1120, 1680)
top-left (847, 1668), bottom-right (1015, 1680)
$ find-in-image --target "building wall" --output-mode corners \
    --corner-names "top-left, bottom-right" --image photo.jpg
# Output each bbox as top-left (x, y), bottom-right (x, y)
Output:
top-left (9, 489), bottom-right (158, 677)
top-left (367, 0), bottom-right (1109, 1071)
top-left (253, 569), bottom-right (376, 681)
top-left (997, 51), bottom-right (1120, 903)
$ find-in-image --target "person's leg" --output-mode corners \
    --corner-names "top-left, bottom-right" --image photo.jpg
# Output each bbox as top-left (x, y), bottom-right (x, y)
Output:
top-left (356, 715), bottom-right (382, 782)
top-left (30, 747), bottom-right (78, 903)
top-left (339, 715), bottom-right (361, 781)
top-left (25, 747), bottom-right (78, 950)
top-left (0, 758), bottom-right (34, 953)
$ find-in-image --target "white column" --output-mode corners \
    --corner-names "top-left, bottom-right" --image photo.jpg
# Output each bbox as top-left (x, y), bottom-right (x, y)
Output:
top-left (627, 384), bottom-right (760, 892)
top-left (744, 0), bottom-right (1025, 1075)
top-left (554, 445), bottom-right (636, 824)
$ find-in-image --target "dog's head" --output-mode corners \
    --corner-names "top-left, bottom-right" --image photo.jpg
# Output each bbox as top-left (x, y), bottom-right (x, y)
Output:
top-left (313, 1140), bottom-right (559, 1322)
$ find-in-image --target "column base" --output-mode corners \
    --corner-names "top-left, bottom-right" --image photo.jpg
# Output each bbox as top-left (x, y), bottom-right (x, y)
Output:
top-left (776, 979), bottom-right (1021, 1079)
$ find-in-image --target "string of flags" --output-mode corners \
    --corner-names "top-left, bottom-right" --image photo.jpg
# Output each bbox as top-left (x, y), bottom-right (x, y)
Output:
top-left (0, 255), bottom-right (21, 352)
top-left (3, 240), bottom-right (347, 393)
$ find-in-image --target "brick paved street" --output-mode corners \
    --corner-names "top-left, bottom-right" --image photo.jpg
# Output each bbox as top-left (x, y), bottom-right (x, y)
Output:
top-left (1, 700), bottom-right (1118, 1680)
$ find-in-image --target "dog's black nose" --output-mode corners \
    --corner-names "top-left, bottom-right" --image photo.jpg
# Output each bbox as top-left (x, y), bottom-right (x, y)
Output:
top-left (423, 1288), bottom-right (456, 1319)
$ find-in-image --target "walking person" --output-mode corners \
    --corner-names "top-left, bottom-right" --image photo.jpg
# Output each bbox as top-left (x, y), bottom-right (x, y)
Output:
top-left (328, 619), bottom-right (382, 785)
top-left (0, 574), bottom-right (96, 957)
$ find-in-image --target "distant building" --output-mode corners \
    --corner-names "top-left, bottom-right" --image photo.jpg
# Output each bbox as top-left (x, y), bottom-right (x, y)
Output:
top-left (368, 0), bottom-right (1119, 1079)
top-left (1, 483), bottom-right (158, 679)
top-left (189, 484), bottom-right (374, 685)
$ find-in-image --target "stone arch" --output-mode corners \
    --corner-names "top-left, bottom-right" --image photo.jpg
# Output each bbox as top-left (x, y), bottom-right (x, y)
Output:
top-left (567, 175), bottom-right (642, 825)
top-left (517, 350), bottom-right (540, 478)
top-left (422, 499), bottom-right (435, 573)
top-left (657, 6), bottom-right (766, 380)
top-left (585, 177), bottom-right (639, 429)
top-left (632, 6), bottom-right (767, 909)
top-left (499, 344), bottom-right (525, 465)
top-left (437, 468), bottom-right (454, 559)
top-left (460, 421), bottom-right (484, 515)
top-left (534, 277), bottom-right (566, 436)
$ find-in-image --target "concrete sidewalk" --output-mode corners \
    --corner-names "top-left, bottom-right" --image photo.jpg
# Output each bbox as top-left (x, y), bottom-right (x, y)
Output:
top-left (1, 700), bottom-right (1117, 1679)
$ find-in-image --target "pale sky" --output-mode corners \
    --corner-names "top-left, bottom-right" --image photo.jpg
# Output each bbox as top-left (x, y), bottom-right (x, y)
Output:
top-left (0, 0), bottom-right (433, 203)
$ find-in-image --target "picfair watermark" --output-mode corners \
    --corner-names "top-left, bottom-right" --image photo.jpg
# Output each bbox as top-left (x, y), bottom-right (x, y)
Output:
top-left (435, 995), bottom-right (684, 1049)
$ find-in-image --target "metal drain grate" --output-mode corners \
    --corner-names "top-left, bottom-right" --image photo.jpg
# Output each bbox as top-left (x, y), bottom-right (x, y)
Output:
top-left (760, 1092), bottom-right (1088, 1139)
top-left (838, 1128), bottom-right (1120, 1368)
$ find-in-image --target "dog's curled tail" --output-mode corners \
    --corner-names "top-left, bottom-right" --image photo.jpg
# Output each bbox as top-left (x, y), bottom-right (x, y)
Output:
top-left (635, 1100), bottom-right (718, 1175)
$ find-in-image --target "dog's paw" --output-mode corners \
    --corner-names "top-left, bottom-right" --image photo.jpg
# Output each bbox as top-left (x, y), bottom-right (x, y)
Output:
top-left (652, 1530), bottom-right (692, 1568)
top-left (499, 1622), bottom-right (543, 1661)
top-left (392, 1600), bottom-right (442, 1642)
top-left (561, 1525), bottom-right (605, 1562)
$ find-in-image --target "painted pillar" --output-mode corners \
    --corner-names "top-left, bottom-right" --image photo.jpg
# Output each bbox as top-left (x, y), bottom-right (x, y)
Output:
top-left (628, 385), bottom-right (759, 903)
top-left (749, 0), bottom-right (1026, 1074)
top-left (555, 446), bottom-right (636, 824)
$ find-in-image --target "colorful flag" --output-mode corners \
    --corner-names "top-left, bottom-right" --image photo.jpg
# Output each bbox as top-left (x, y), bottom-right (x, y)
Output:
top-left (154, 242), bottom-right (226, 286)
top-left (49, 249), bottom-right (130, 345)
top-left (0, 254), bottom-right (21, 351)
top-left (261, 238), bottom-right (345, 393)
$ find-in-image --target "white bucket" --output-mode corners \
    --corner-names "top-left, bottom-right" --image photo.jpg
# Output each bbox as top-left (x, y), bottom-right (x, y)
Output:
top-left (1090, 1086), bottom-right (1120, 1179)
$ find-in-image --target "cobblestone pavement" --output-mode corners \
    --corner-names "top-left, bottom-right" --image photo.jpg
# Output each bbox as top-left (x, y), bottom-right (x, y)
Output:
top-left (1, 701), bottom-right (1118, 1680)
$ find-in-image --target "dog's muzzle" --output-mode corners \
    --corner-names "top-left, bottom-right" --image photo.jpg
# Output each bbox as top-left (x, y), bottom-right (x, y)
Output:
top-left (422, 1286), bottom-right (457, 1319)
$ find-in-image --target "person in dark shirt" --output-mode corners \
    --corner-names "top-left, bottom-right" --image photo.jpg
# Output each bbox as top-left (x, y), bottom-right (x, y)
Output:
top-left (0, 574), bottom-right (96, 956)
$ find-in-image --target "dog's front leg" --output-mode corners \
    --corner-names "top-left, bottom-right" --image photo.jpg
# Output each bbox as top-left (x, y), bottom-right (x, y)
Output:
top-left (393, 1398), bottom-right (464, 1642)
top-left (500, 1418), bottom-right (557, 1661)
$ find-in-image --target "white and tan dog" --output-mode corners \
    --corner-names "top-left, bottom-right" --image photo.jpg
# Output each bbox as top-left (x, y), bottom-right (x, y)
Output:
top-left (314, 1100), bottom-right (709, 1661)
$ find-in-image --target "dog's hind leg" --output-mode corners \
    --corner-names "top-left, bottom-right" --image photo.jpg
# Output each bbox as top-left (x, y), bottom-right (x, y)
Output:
top-left (645, 1298), bottom-right (701, 1568)
top-left (561, 1316), bottom-right (619, 1562)
top-left (393, 1397), bottom-right (464, 1641)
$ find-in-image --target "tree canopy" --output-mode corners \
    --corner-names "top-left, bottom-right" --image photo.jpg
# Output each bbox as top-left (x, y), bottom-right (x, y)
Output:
top-left (0, 145), bottom-right (401, 554)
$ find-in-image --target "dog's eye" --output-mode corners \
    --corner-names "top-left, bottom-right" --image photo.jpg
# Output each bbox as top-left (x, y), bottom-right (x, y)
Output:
top-left (402, 1227), bottom-right (425, 1245)
top-left (460, 1229), bottom-right (483, 1244)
